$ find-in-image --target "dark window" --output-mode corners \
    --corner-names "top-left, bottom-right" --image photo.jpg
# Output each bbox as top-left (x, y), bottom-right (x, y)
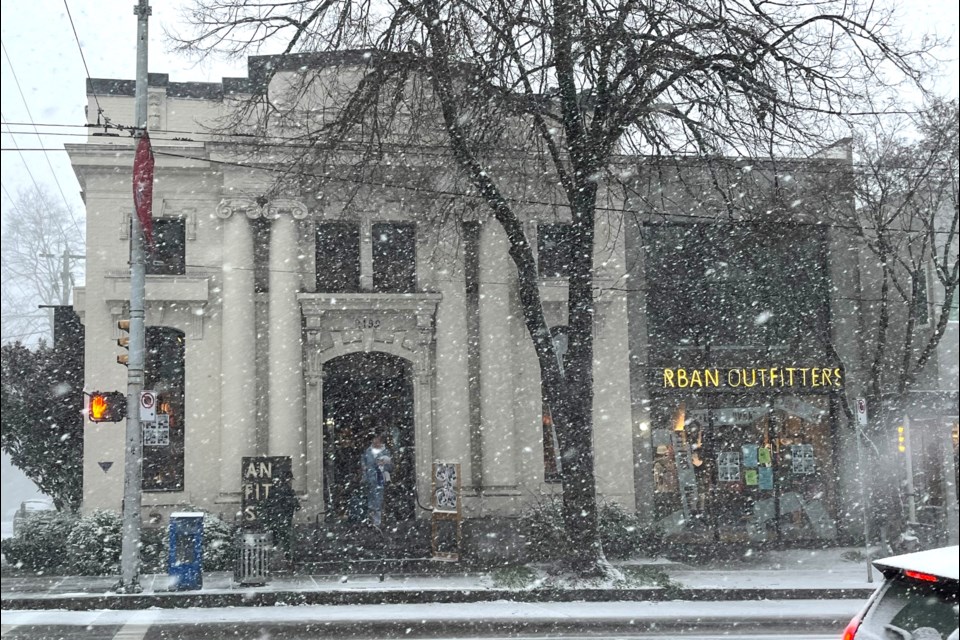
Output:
top-left (143, 326), bottom-right (185, 492)
top-left (372, 223), bottom-right (417, 293)
top-left (316, 222), bottom-right (360, 292)
top-left (538, 223), bottom-right (572, 278)
top-left (542, 326), bottom-right (567, 483)
top-left (146, 218), bottom-right (186, 276)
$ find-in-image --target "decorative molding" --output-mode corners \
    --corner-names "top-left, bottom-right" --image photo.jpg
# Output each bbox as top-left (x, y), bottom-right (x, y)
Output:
top-left (216, 198), bottom-right (308, 220)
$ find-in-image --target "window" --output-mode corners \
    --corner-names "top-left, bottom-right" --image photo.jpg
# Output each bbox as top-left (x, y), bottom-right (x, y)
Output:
top-left (143, 327), bottom-right (185, 492)
top-left (541, 326), bottom-right (567, 483)
top-left (146, 218), bottom-right (186, 275)
top-left (316, 222), bottom-right (360, 292)
top-left (372, 223), bottom-right (417, 293)
top-left (538, 223), bottom-right (572, 278)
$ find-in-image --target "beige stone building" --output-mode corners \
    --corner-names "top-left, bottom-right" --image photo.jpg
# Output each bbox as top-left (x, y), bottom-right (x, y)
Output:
top-left (68, 62), bottom-right (634, 544)
top-left (68, 55), bottom-right (957, 556)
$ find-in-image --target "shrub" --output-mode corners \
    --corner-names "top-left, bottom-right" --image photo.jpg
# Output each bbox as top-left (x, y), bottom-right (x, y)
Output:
top-left (520, 498), bottom-right (662, 562)
top-left (199, 514), bottom-right (236, 571)
top-left (67, 510), bottom-right (122, 575)
top-left (140, 526), bottom-right (166, 573)
top-left (1, 511), bottom-right (77, 573)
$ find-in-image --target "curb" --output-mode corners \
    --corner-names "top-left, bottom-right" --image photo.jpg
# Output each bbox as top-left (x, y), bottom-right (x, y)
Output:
top-left (1, 586), bottom-right (876, 611)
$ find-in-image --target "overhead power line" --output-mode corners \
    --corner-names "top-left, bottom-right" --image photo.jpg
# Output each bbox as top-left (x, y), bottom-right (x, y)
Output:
top-left (1, 41), bottom-right (85, 237)
top-left (62, 0), bottom-right (105, 126)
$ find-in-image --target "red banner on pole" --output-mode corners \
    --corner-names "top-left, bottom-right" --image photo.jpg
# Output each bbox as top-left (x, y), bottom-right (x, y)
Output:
top-left (132, 131), bottom-right (155, 248)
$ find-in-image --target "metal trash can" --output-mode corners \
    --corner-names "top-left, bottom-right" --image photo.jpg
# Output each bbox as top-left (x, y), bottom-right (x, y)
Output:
top-left (235, 531), bottom-right (272, 586)
top-left (168, 512), bottom-right (204, 591)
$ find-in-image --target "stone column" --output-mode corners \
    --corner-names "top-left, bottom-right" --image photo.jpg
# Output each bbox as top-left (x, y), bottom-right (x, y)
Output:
top-left (216, 201), bottom-right (257, 499)
top-left (267, 202), bottom-right (308, 493)
top-left (477, 222), bottom-right (517, 495)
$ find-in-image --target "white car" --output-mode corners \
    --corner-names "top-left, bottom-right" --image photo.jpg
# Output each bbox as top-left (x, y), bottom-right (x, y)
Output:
top-left (843, 545), bottom-right (959, 640)
top-left (10, 498), bottom-right (56, 537)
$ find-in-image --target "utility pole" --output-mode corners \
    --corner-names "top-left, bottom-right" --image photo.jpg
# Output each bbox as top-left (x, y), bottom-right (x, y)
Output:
top-left (40, 249), bottom-right (85, 305)
top-left (119, 0), bottom-right (150, 592)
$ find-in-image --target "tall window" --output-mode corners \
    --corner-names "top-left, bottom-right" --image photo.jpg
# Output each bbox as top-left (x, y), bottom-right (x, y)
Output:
top-left (143, 327), bottom-right (185, 492)
top-left (538, 223), bottom-right (572, 278)
top-left (316, 222), bottom-right (360, 292)
top-left (146, 218), bottom-right (186, 276)
top-left (541, 326), bottom-right (567, 482)
top-left (372, 222), bottom-right (417, 293)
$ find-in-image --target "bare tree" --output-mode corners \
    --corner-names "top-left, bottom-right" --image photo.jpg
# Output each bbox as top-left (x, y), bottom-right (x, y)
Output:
top-left (850, 100), bottom-right (959, 413)
top-left (174, 0), bottom-right (931, 573)
top-left (1, 186), bottom-right (84, 344)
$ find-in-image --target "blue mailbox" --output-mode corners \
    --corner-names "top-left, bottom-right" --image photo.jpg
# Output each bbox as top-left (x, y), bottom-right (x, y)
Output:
top-left (168, 512), bottom-right (204, 591)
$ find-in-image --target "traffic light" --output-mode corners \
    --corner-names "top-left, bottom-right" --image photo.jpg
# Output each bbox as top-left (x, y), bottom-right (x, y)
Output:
top-left (87, 391), bottom-right (127, 423)
top-left (897, 425), bottom-right (906, 453)
top-left (117, 319), bottom-right (130, 366)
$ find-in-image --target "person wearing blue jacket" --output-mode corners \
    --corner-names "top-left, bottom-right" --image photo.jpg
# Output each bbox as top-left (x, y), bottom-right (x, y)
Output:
top-left (360, 432), bottom-right (394, 527)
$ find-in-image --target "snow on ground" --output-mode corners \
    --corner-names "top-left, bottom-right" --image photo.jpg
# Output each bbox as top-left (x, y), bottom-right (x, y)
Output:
top-left (0, 599), bottom-right (862, 627)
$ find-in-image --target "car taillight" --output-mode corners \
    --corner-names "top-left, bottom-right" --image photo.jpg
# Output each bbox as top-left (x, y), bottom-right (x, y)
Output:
top-left (842, 612), bottom-right (862, 640)
top-left (903, 569), bottom-right (939, 583)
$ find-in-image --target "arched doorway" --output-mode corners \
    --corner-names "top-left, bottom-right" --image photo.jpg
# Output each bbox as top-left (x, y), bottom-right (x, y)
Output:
top-left (322, 352), bottom-right (416, 523)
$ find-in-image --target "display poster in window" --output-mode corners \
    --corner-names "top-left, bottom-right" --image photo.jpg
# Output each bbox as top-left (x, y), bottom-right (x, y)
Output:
top-left (717, 451), bottom-right (741, 482)
top-left (742, 444), bottom-right (759, 468)
top-left (758, 466), bottom-right (774, 490)
top-left (757, 447), bottom-right (772, 465)
top-left (790, 444), bottom-right (816, 475)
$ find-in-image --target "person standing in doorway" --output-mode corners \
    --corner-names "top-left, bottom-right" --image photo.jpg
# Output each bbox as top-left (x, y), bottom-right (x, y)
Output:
top-left (361, 431), bottom-right (394, 527)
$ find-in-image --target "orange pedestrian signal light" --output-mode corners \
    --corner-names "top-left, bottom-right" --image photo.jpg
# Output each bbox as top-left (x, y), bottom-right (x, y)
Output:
top-left (87, 391), bottom-right (127, 423)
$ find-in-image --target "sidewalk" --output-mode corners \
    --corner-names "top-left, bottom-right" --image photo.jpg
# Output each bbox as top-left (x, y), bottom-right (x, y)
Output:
top-left (2, 599), bottom-right (864, 638)
top-left (1, 551), bottom-right (879, 611)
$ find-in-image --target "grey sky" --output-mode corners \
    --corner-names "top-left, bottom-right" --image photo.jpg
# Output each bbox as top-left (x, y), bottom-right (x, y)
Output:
top-left (1, 0), bottom-right (958, 233)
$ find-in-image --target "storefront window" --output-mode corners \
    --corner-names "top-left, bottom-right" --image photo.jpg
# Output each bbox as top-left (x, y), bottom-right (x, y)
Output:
top-left (651, 396), bottom-right (837, 543)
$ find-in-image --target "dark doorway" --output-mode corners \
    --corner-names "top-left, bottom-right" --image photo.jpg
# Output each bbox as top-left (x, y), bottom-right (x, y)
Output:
top-left (322, 352), bottom-right (416, 523)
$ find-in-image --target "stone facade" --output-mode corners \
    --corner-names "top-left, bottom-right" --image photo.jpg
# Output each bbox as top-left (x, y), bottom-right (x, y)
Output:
top-left (67, 55), bottom-right (957, 550)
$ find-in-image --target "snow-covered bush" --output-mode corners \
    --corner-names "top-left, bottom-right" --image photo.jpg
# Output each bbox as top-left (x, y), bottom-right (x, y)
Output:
top-left (1, 511), bottom-right (77, 573)
top-left (66, 510), bottom-right (122, 575)
top-left (198, 513), bottom-right (236, 571)
top-left (520, 498), bottom-right (662, 561)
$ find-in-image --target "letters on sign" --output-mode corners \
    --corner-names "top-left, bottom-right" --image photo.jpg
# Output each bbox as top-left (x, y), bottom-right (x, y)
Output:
top-left (661, 367), bottom-right (843, 389)
top-left (240, 456), bottom-right (291, 524)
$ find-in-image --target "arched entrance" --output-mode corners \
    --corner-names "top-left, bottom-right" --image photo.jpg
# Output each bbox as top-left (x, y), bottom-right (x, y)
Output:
top-left (322, 352), bottom-right (416, 523)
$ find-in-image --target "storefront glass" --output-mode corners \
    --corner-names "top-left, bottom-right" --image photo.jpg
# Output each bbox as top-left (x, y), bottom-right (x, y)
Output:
top-left (651, 395), bottom-right (838, 543)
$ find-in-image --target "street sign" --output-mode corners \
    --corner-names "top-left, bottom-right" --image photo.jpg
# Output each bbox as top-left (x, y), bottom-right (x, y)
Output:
top-left (143, 414), bottom-right (169, 446)
top-left (856, 398), bottom-right (868, 426)
top-left (139, 390), bottom-right (157, 422)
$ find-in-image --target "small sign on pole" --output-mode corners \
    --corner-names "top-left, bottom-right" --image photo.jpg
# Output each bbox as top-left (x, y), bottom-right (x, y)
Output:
top-left (856, 398), bottom-right (868, 427)
top-left (139, 390), bottom-right (157, 422)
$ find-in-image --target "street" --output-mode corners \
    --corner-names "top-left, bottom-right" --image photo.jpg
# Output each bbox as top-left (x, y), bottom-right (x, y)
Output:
top-left (1, 600), bottom-right (857, 639)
